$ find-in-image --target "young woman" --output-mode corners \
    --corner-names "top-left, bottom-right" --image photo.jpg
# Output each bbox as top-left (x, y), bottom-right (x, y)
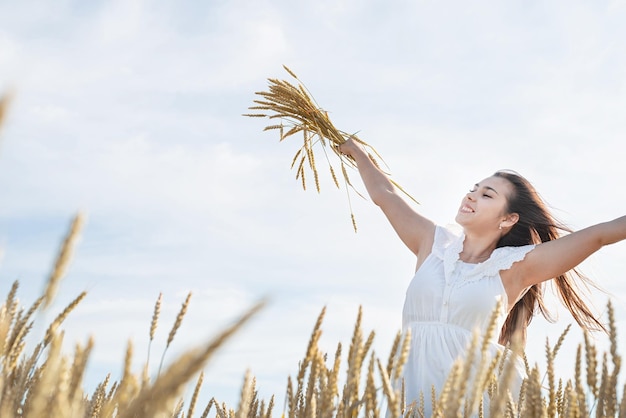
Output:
top-left (338, 137), bottom-right (626, 414)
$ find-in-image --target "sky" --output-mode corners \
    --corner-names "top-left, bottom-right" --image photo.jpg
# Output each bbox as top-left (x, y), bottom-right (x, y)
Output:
top-left (1, 0), bottom-right (625, 409)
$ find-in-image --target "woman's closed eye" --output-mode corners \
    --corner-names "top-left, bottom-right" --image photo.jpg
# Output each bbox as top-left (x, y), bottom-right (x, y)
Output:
top-left (469, 188), bottom-right (492, 198)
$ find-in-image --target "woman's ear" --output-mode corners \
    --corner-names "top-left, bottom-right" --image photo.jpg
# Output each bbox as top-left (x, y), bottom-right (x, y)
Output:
top-left (502, 213), bottom-right (519, 229)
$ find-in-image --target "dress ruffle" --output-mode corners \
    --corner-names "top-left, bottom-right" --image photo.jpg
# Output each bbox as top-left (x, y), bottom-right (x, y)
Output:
top-left (437, 227), bottom-right (536, 285)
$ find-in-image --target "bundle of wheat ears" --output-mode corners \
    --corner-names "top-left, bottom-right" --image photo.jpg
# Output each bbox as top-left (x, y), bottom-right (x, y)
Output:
top-left (244, 65), bottom-right (417, 232)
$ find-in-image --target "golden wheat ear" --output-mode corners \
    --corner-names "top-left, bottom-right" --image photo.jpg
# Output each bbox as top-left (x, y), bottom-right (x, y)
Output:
top-left (245, 66), bottom-right (418, 232)
top-left (157, 291), bottom-right (192, 376)
top-left (117, 299), bottom-right (266, 418)
top-left (43, 212), bottom-right (86, 309)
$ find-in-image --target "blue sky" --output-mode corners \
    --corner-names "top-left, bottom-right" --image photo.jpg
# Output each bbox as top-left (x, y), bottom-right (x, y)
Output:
top-left (1, 0), bottom-right (625, 408)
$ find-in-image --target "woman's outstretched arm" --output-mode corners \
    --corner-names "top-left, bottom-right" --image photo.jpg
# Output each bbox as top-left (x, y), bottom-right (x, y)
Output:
top-left (510, 215), bottom-right (626, 287)
top-left (339, 138), bottom-right (435, 257)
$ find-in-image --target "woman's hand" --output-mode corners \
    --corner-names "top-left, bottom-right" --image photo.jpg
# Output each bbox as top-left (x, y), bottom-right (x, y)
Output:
top-left (338, 137), bottom-right (364, 159)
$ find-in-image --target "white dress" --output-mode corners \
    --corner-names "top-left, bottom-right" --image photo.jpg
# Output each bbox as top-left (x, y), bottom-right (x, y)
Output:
top-left (401, 225), bottom-right (535, 415)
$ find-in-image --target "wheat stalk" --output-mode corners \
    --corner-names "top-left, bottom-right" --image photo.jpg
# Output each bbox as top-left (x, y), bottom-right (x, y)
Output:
top-left (147, 292), bottom-right (162, 376)
top-left (245, 65), bottom-right (418, 232)
top-left (43, 213), bottom-right (86, 309)
top-left (236, 370), bottom-right (254, 418)
top-left (159, 291), bottom-right (192, 376)
top-left (117, 299), bottom-right (266, 418)
top-left (67, 336), bottom-right (94, 405)
top-left (187, 371), bottom-right (204, 418)
top-left (43, 291), bottom-right (87, 347)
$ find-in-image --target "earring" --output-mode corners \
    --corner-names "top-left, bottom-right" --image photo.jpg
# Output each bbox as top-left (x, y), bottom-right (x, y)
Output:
top-left (499, 224), bottom-right (503, 230)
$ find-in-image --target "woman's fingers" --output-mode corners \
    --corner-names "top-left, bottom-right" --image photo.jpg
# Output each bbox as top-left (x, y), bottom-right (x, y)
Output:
top-left (339, 137), bottom-right (357, 156)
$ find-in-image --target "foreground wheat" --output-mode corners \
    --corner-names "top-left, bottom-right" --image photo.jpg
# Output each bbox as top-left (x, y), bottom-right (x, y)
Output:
top-left (0, 213), bottom-right (265, 418)
top-left (244, 66), bottom-right (417, 232)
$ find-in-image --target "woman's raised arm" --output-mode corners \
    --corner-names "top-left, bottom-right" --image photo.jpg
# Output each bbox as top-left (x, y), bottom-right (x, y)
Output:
top-left (339, 138), bottom-right (435, 257)
top-left (513, 215), bottom-right (626, 287)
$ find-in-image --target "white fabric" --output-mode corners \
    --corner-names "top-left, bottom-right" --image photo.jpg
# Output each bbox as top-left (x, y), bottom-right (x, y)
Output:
top-left (401, 225), bottom-right (535, 415)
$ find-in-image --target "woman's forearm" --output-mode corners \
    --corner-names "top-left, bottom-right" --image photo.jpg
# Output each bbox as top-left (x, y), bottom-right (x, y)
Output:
top-left (345, 143), bottom-right (396, 206)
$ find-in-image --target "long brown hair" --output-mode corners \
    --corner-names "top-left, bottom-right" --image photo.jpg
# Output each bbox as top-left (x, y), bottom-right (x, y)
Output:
top-left (493, 170), bottom-right (606, 346)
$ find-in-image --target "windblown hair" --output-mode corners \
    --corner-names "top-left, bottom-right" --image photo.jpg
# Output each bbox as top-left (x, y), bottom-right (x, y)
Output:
top-left (493, 170), bottom-right (606, 346)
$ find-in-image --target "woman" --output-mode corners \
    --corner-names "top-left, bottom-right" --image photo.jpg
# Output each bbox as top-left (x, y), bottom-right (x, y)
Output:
top-left (338, 138), bottom-right (626, 414)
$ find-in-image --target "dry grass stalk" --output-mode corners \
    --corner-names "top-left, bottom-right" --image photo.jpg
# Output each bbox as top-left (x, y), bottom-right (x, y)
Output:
top-left (574, 344), bottom-right (589, 416)
top-left (460, 300), bottom-right (503, 415)
top-left (385, 331), bottom-right (402, 379)
top-left (43, 212), bottom-right (86, 309)
top-left (344, 306), bottom-right (366, 411)
top-left (287, 307), bottom-right (325, 418)
top-left (26, 330), bottom-right (65, 417)
top-left (68, 336), bottom-right (94, 405)
top-left (552, 324), bottom-right (572, 359)
top-left (244, 65), bottom-right (417, 232)
top-left (392, 330), bottom-right (411, 384)
top-left (0, 282), bottom-right (20, 360)
top-left (151, 292), bottom-right (163, 342)
top-left (491, 339), bottom-right (523, 416)
top-left (43, 291), bottom-right (87, 347)
top-left (172, 398), bottom-right (185, 417)
top-left (262, 395), bottom-right (275, 418)
top-left (328, 342), bottom-right (343, 409)
top-left (200, 397), bottom-right (217, 418)
top-left (598, 352), bottom-right (609, 416)
top-left (168, 292), bottom-right (193, 348)
top-left (546, 338), bottom-right (557, 417)
top-left (3, 281), bottom-right (19, 319)
top-left (159, 292), bottom-right (193, 375)
top-left (555, 378), bottom-right (564, 415)
top-left (377, 358), bottom-right (399, 417)
top-left (88, 374), bottom-right (110, 418)
top-left (187, 371), bottom-right (204, 418)
top-left (5, 295), bottom-right (44, 367)
top-left (236, 370), bottom-right (253, 418)
top-left (97, 341), bottom-right (138, 417)
top-left (583, 330), bottom-right (599, 402)
top-left (148, 292), bottom-right (163, 374)
top-left (364, 352), bottom-right (378, 416)
top-left (117, 299), bottom-right (266, 418)
top-left (606, 301), bottom-right (621, 416)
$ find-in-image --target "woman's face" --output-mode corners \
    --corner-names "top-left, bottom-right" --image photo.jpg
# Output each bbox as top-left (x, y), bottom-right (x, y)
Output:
top-left (455, 175), bottom-right (515, 231)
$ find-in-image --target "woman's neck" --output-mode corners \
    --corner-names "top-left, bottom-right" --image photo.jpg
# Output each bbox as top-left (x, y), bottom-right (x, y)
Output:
top-left (460, 231), bottom-right (499, 263)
